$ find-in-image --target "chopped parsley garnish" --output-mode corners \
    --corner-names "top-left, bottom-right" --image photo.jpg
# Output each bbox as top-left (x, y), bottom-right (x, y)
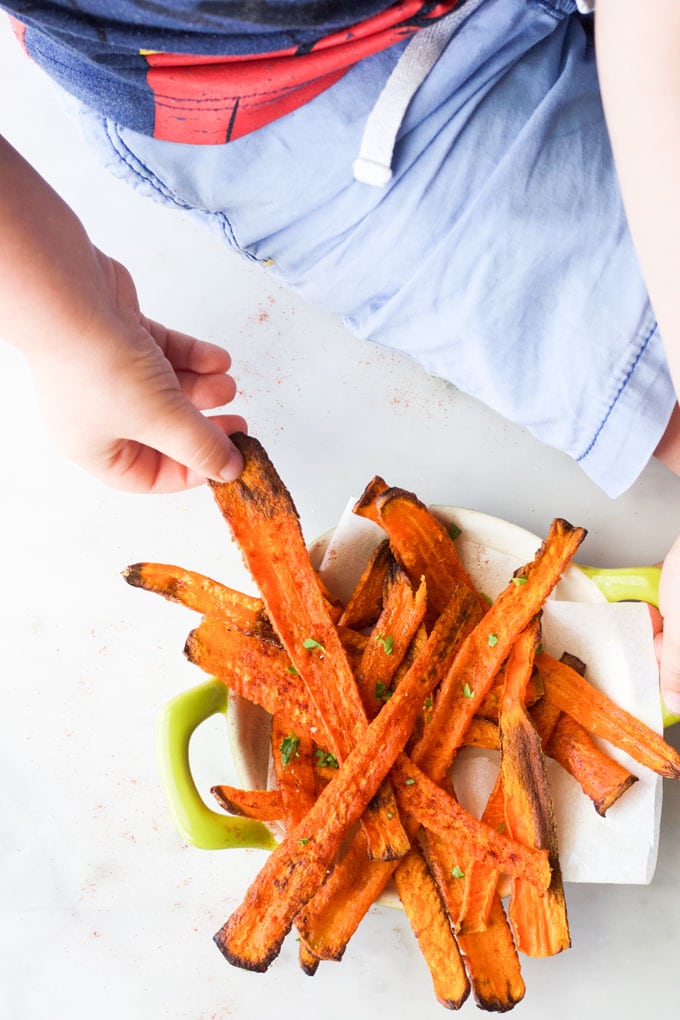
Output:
top-left (481, 592), bottom-right (493, 607)
top-left (279, 734), bottom-right (300, 767)
top-left (286, 664), bottom-right (299, 675)
top-left (448, 522), bottom-right (462, 541)
top-left (451, 865), bottom-right (465, 879)
top-left (314, 749), bottom-right (339, 769)
top-left (462, 683), bottom-right (474, 699)
top-left (487, 633), bottom-right (499, 648)
top-left (404, 777), bottom-right (416, 786)
top-left (303, 637), bottom-right (326, 653)
top-left (299, 837), bottom-right (311, 845)
top-left (512, 575), bottom-right (528, 586)
top-left (375, 681), bottom-right (393, 703)
top-left (375, 633), bottom-right (395, 655)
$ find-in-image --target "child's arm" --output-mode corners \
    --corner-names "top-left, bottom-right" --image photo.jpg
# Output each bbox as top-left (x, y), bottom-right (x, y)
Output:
top-left (596, 0), bottom-right (680, 716)
top-left (0, 135), bottom-right (245, 492)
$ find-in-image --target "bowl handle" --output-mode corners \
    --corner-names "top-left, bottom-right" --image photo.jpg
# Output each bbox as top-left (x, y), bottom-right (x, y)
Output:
top-left (578, 565), bottom-right (678, 728)
top-left (578, 565), bottom-right (660, 608)
top-left (156, 677), bottom-right (278, 850)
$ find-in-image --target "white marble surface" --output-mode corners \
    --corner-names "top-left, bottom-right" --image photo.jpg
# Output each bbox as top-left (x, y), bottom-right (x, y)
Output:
top-left (1, 17), bottom-right (679, 1020)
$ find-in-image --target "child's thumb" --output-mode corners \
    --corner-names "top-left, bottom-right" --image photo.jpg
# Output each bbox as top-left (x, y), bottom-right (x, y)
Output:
top-left (156, 404), bottom-right (246, 483)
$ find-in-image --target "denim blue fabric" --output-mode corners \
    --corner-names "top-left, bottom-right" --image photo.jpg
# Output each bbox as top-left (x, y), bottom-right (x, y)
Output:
top-left (79, 0), bottom-right (675, 497)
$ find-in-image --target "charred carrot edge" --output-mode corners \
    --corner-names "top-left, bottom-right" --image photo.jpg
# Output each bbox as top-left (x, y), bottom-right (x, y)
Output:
top-left (500, 622), bottom-right (570, 958)
top-left (355, 571), bottom-right (427, 717)
top-left (209, 434), bottom-right (409, 862)
top-left (211, 785), bottom-right (284, 821)
top-left (392, 846), bottom-right (471, 1010)
top-left (213, 586), bottom-right (481, 972)
top-left (338, 538), bottom-right (393, 630)
top-left (457, 893), bottom-right (527, 1011)
top-left (352, 475), bottom-right (390, 525)
top-left (536, 652), bottom-right (680, 779)
top-left (411, 518), bottom-right (587, 783)
top-left (123, 562), bottom-right (271, 633)
top-left (298, 940), bottom-right (321, 976)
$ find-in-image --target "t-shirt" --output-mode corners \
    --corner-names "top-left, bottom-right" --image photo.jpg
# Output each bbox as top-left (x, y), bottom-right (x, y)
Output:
top-left (2, 1), bottom-right (464, 143)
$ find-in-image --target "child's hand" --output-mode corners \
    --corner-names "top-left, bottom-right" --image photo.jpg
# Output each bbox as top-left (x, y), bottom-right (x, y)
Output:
top-left (27, 255), bottom-right (246, 493)
top-left (651, 536), bottom-right (680, 719)
top-left (1, 135), bottom-right (244, 493)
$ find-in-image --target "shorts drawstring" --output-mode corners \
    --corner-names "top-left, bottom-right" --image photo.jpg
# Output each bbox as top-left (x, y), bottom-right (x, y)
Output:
top-left (353, 0), bottom-right (488, 186)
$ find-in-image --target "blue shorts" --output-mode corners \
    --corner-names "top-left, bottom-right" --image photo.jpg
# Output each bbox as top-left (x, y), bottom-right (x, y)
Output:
top-left (78, 0), bottom-right (674, 498)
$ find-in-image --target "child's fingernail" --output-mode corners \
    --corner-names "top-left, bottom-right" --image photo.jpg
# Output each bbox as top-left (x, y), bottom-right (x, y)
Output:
top-left (217, 447), bottom-right (244, 482)
top-left (662, 689), bottom-right (680, 717)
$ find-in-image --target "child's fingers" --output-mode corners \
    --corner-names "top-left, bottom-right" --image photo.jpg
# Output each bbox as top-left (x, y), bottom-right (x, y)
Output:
top-left (102, 404), bottom-right (247, 493)
top-left (176, 369), bottom-right (238, 410)
top-left (145, 400), bottom-right (246, 485)
top-left (146, 318), bottom-right (233, 374)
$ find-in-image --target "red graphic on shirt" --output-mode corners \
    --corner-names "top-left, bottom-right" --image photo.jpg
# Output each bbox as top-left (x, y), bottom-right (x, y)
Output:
top-left (8, 13), bottom-right (27, 50)
top-left (144, 1), bottom-right (462, 144)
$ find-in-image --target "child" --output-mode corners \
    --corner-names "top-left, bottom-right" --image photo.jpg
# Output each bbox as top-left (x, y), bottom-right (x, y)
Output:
top-left (1, 0), bottom-right (679, 717)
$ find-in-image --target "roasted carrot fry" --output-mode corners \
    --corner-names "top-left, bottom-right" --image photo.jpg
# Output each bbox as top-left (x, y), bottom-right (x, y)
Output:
top-left (212, 785), bottom-right (284, 821)
top-left (392, 846), bottom-right (470, 1010)
top-left (298, 940), bottom-right (321, 976)
top-left (213, 585), bottom-right (481, 971)
top-left (457, 894), bottom-right (526, 1011)
top-left (547, 713), bottom-right (638, 815)
top-left (351, 475), bottom-right (389, 524)
top-left (354, 483), bottom-right (479, 619)
top-left (338, 538), bottom-right (393, 630)
top-left (537, 652), bottom-right (680, 778)
top-left (529, 653), bottom-right (637, 815)
top-left (123, 561), bottom-right (273, 634)
top-left (422, 823), bottom-right (525, 1011)
top-left (296, 831), bottom-right (395, 960)
top-left (500, 620), bottom-right (570, 958)
top-left (457, 773), bottom-right (508, 934)
top-left (184, 620), bottom-right (319, 734)
top-left (209, 434), bottom-right (408, 861)
top-left (354, 569), bottom-right (427, 717)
